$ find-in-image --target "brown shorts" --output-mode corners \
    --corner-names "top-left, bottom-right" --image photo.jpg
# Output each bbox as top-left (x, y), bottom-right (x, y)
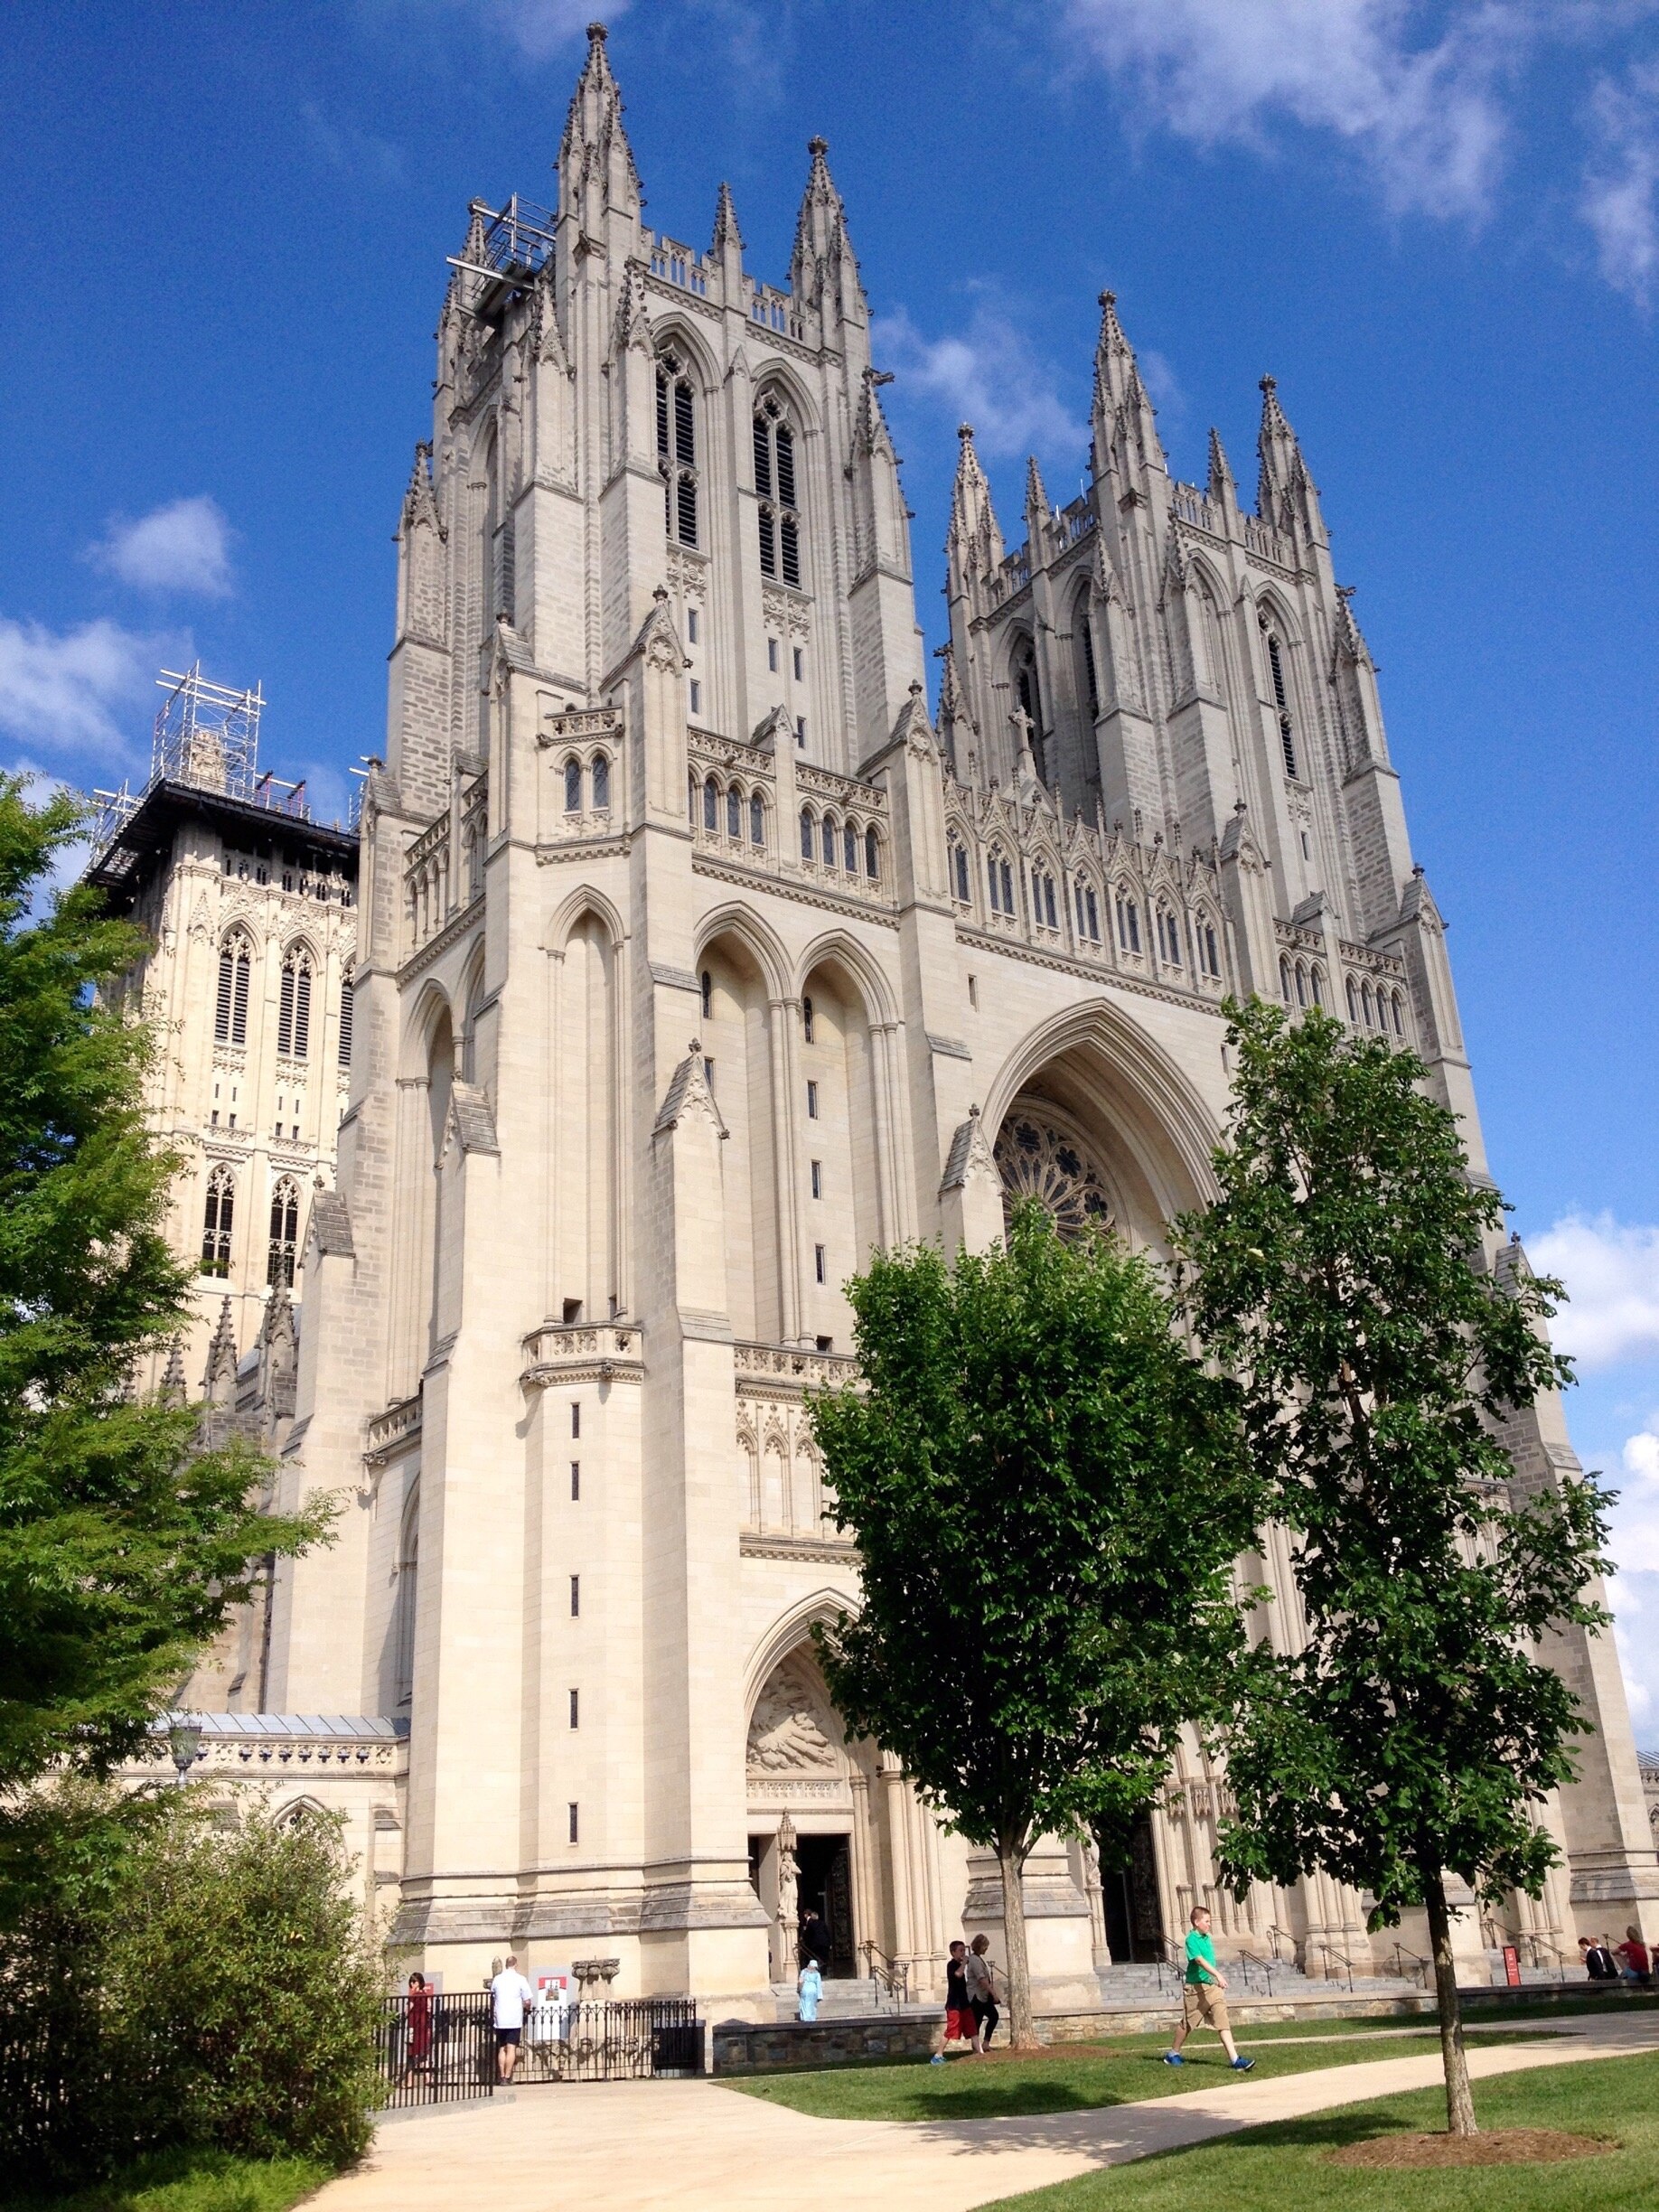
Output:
top-left (1182, 1980), bottom-right (1229, 2034)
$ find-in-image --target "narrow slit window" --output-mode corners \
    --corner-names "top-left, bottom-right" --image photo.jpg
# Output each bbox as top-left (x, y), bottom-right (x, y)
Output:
top-left (569, 1689), bottom-right (579, 1729)
top-left (814, 1243), bottom-right (827, 1284)
top-left (811, 1159), bottom-right (822, 1198)
top-left (338, 974), bottom-right (354, 1066)
top-left (571, 1460), bottom-right (580, 1501)
top-left (806, 1079), bottom-right (819, 1119)
top-left (570, 1574), bottom-right (580, 1617)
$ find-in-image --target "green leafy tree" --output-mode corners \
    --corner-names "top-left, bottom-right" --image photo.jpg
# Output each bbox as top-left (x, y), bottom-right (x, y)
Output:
top-left (810, 1203), bottom-right (1257, 2046)
top-left (0, 1780), bottom-right (385, 2182)
top-left (0, 780), bottom-right (324, 1785)
top-left (1172, 998), bottom-right (1609, 2137)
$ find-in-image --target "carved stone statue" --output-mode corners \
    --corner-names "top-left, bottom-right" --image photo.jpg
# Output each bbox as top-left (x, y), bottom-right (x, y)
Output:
top-left (772, 1813), bottom-right (800, 1983)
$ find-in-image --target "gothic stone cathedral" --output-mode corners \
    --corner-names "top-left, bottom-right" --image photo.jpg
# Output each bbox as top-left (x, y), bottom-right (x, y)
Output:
top-left (234, 26), bottom-right (1656, 2003)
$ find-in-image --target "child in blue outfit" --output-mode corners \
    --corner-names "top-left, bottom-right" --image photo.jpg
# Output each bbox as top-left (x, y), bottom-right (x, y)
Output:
top-left (797, 1959), bottom-right (824, 2022)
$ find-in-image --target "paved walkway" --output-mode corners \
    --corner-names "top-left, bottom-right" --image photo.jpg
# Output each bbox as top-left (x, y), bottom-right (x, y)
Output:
top-left (316, 2012), bottom-right (1659, 2212)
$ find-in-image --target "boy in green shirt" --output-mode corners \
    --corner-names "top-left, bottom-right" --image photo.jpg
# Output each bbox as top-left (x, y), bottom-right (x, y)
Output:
top-left (1164, 1905), bottom-right (1254, 2070)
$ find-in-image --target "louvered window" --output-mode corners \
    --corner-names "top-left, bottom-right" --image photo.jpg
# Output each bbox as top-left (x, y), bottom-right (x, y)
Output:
top-left (754, 398), bottom-right (802, 589)
top-left (277, 951), bottom-right (312, 1059)
top-left (656, 352), bottom-right (698, 548)
top-left (216, 937), bottom-right (250, 1045)
top-left (338, 974), bottom-right (354, 1066)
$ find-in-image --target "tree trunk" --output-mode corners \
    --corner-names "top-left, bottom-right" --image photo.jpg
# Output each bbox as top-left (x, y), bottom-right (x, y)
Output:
top-left (998, 1838), bottom-right (1037, 2049)
top-left (1424, 1869), bottom-right (1477, 2137)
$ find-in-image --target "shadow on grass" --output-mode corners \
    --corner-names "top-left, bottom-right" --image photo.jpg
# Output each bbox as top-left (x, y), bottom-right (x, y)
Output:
top-left (1, 2146), bottom-right (333, 2212)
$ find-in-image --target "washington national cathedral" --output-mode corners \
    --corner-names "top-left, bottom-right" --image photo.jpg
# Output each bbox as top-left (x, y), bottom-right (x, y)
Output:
top-left (92, 23), bottom-right (1657, 2007)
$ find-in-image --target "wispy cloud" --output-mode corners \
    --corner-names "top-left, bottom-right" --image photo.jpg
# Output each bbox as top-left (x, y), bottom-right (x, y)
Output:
top-left (0, 616), bottom-right (165, 762)
top-left (1527, 1213), bottom-right (1659, 1369)
top-left (876, 299), bottom-right (1085, 466)
top-left (299, 99), bottom-right (405, 184)
top-left (88, 496), bottom-right (234, 597)
top-left (1063, 0), bottom-right (1526, 220)
top-left (1582, 56), bottom-right (1659, 305)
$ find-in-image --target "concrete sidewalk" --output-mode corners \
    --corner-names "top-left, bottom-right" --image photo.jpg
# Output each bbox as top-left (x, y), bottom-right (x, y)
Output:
top-left (314, 2011), bottom-right (1659, 2212)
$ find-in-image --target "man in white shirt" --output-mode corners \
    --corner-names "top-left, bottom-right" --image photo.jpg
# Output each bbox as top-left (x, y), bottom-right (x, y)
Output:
top-left (490, 1954), bottom-right (535, 2081)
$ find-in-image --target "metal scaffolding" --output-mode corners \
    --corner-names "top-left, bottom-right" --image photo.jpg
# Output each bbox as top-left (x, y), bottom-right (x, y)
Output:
top-left (88, 663), bottom-right (308, 865)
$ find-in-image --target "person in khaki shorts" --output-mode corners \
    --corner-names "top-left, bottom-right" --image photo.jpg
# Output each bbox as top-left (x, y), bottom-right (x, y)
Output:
top-left (1164, 1905), bottom-right (1255, 2072)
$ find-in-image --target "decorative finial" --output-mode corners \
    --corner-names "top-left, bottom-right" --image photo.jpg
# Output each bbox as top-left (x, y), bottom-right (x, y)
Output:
top-left (587, 20), bottom-right (607, 41)
top-left (1260, 373), bottom-right (1277, 393)
top-left (958, 421), bottom-right (975, 441)
top-left (808, 135), bottom-right (829, 155)
top-left (1099, 289), bottom-right (1115, 309)
top-left (968, 1103), bottom-right (980, 1120)
top-left (689, 1036), bottom-right (702, 1055)
top-left (652, 584), bottom-right (669, 604)
top-left (908, 678), bottom-right (923, 697)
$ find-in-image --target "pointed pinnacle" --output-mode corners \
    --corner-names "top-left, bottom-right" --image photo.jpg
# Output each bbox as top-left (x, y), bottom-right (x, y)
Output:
top-left (1096, 288), bottom-right (1129, 357)
top-left (712, 178), bottom-right (743, 254)
top-left (1207, 426), bottom-right (1234, 493)
top-left (1025, 455), bottom-right (1049, 512)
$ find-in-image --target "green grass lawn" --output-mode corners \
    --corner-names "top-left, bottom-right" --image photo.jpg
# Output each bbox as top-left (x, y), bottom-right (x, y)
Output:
top-left (724, 2025), bottom-right (1560, 2123)
top-left (984, 2049), bottom-right (1659, 2210)
top-left (0, 2148), bottom-right (333, 2212)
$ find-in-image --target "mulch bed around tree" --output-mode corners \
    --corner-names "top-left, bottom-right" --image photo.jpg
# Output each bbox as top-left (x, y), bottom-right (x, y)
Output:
top-left (1326, 2128), bottom-right (1617, 2168)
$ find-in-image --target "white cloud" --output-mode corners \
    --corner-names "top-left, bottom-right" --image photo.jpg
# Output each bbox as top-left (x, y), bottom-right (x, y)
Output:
top-left (876, 301), bottom-right (1085, 465)
top-left (1526, 1213), bottom-right (1659, 1368)
top-left (1609, 1563), bottom-right (1659, 1745)
top-left (0, 616), bottom-right (162, 760)
top-left (89, 496), bottom-right (234, 597)
top-left (1582, 57), bottom-right (1659, 305)
top-left (1064, 0), bottom-right (1528, 220)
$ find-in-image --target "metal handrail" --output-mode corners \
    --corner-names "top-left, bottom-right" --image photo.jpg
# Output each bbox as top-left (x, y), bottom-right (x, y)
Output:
top-left (858, 1940), bottom-right (910, 2010)
top-left (1313, 1939), bottom-right (1357, 1992)
top-left (1266, 1923), bottom-right (1296, 1964)
top-left (1233, 1947), bottom-right (1276, 1997)
top-left (1392, 1940), bottom-right (1431, 1989)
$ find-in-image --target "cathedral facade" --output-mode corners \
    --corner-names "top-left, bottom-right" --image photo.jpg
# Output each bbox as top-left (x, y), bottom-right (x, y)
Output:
top-left (255, 26), bottom-right (1655, 2004)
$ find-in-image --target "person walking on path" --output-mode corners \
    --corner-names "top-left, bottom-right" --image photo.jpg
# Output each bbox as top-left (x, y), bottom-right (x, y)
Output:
top-left (797, 1956), bottom-right (824, 2022)
top-left (1164, 1906), bottom-right (1254, 2073)
top-left (942, 1941), bottom-right (975, 2055)
top-left (965, 1933), bottom-right (1002, 2054)
top-left (491, 1954), bottom-right (535, 2082)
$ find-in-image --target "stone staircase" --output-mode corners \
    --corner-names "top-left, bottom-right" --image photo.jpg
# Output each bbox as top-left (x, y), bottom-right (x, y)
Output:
top-left (770, 1976), bottom-right (931, 2022)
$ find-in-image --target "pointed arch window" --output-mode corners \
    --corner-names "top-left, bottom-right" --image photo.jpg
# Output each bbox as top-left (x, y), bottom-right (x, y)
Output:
top-left (564, 757), bottom-right (583, 813)
top-left (703, 775), bottom-right (718, 831)
top-left (1032, 870), bottom-right (1057, 929)
top-left (393, 1488), bottom-right (419, 1711)
top-left (277, 948), bottom-right (313, 1059)
top-left (202, 1164), bottom-right (235, 1279)
top-left (1263, 621), bottom-right (1298, 779)
top-left (215, 934), bottom-right (251, 1045)
top-left (800, 807), bottom-right (814, 861)
top-left (822, 815), bottom-right (839, 869)
top-left (1390, 989), bottom-right (1405, 1036)
top-left (700, 969), bottom-right (713, 1018)
top-left (657, 351), bottom-right (698, 548)
top-left (754, 395), bottom-right (801, 588)
top-left (1157, 906), bottom-right (1182, 966)
top-left (1115, 893), bottom-right (1141, 955)
top-left (1196, 917), bottom-right (1220, 978)
top-left (865, 827), bottom-right (880, 881)
top-left (267, 1176), bottom-right (300, 1289)
top-left (750, 791), bottom-right (764, 846)
top-left (951, 840), bottom-right (970, 904)
top-left (1280, 955), bottom-right (1293, 1002)
top-left (1075, 881), bottom-right (1101, 942)
top-left (988, 851), bottom-right (1015, 914)
top-left (1362, 980), bottom-right (1375, 1027)
top-left (843, 820), bottom-right (858, 875)
top-left (338, 970), bottom-right (354, 1066)
top-left (1080, 615), bottom-right (1100, 718)
top-left (1347, 977), bottom-right (1361, 1025)
top-left (726, 786), bottom-right (742, 839)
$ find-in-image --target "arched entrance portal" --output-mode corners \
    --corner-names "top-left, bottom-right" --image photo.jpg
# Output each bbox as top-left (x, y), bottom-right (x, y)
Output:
top-left (745, 1645), bottom-right (867, 1982)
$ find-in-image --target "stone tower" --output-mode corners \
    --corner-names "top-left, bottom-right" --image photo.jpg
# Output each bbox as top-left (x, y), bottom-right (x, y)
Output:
top-left (261, 25), bottom-right (1657, 2003)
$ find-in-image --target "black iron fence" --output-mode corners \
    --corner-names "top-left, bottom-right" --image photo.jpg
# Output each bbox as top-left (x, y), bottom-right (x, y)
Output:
top-left (375, 1994), bottom-right (702, 2104)
top-left (376, 1992), bottom-right (494, 2107)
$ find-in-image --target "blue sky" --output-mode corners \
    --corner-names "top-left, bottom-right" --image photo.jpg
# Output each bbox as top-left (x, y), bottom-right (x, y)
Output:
top-left (4, 3), bottom-right (1658, 1723)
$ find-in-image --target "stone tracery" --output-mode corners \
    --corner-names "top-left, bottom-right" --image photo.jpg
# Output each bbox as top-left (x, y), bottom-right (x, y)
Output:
top-left (994, 1110), bottom-right (1115, 1241)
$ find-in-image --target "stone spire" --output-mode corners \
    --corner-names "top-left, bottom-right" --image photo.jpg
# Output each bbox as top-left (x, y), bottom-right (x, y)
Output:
top-left (711, 179), bottom-right (743, 256)
top-left (947, 423), bottom-right (1003, 581)
top-left (1206, 426), bottom-right (1235, 504)
top-left (1091, 289), bottom-right (1165, 476)
top-left (203, 1297), bottom-right (238, 1410)
top-left (1255, 373), bottom-right (1326, 546)
top-left (788, 136), bottom-right (862, 319)
top-left (399, 441), bottom-right (440, 535)
top-left (559, 20), bottom-right (642, 229)
top-left (160, 1338), bottom-right (187, 1407)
